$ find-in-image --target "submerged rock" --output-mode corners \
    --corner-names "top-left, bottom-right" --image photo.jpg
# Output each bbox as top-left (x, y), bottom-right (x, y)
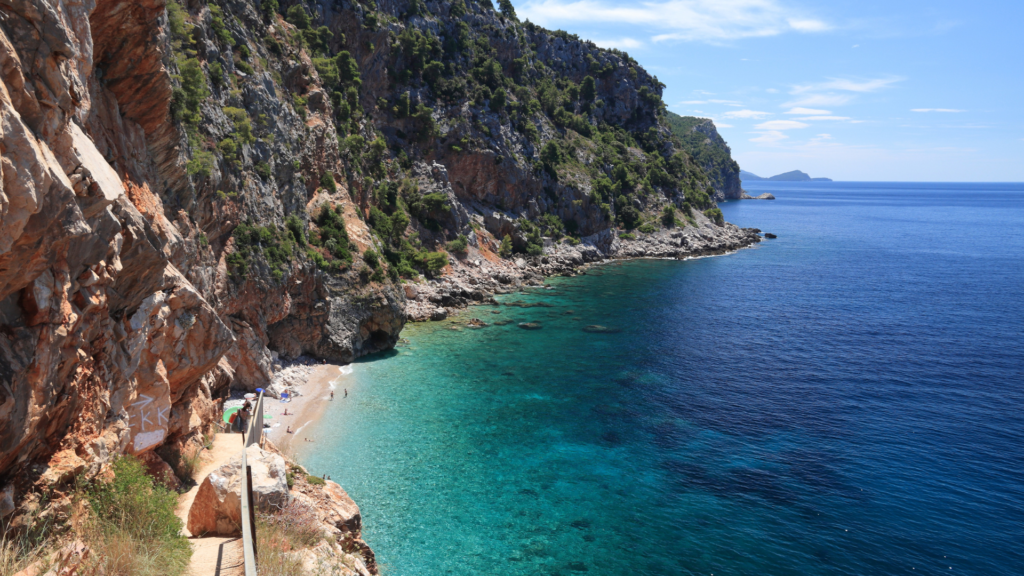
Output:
top-left (582, 325), bottom-right (620, 334)
top-left (518, 322), bottom-right (543, 330)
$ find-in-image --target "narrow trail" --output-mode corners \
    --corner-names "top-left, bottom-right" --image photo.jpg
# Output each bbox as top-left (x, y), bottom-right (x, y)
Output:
top-left (175, 433), bottom-right (246, 576)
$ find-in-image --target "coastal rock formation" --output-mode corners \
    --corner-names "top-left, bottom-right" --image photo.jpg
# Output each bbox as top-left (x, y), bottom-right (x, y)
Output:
top-left (665, 113), bottom-right (744, 201)
top-left (405, 210), bottom-right (760, 319)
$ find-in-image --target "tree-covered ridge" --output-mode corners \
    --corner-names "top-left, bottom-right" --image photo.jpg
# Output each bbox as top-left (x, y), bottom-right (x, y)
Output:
top-left (664, 111), bottom-right (741, 199)
top-left (166, 0), bottom-right (735, 286)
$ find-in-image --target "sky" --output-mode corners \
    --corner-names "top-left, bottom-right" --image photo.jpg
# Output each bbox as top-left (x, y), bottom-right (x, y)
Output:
top-left (516, 0), bottom-right (1024, 181)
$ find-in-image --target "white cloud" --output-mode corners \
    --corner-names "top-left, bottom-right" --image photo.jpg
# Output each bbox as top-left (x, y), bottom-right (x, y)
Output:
top-left (766, 88), bottom-right (779, 93)
top-left (783, 93), bottom-right (855, 108)
top-left (591, 37), bottom-right (645, 50)
top-left (715, 122), bottom-right (735, 128)
top-left (783, 77), bottom-right (902, 108)
top-left (684, 98), bottom-right (741, 106)
top-left (519, 0), bottom-right (832, 43)
top-left (792, 78), bottom-right (903, 93)
top-left (756, 120), bottom-right (809, 130)
top-left (796, 115), bottom-right (852, 121)
top-left (786, 107), bottom-right (831, 115)
top-left (750, 131), bottom-right (788, 144)
top-left (787, 18), bottom-right (831, 32)
top-left (911, 108), bottom-right (965, 113)
top-left (724, 109), bottom-right (770, 119)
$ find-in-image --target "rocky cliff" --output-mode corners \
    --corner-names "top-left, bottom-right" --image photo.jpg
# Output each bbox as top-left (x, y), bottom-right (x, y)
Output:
top-left (0, 0), bottom-right (757, 544)
top-left (665, 112), bottom-right (743, 201)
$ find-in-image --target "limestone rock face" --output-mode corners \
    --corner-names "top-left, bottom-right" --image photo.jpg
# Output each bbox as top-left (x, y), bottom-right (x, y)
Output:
top-left (323, 480), bottom-right (363, 534)
top-left (0, 0), bottom-right (408, 512)
top-left (689, 119), bottom-right (745, 202)
top-left (187, 445), bottom-right (289, 536)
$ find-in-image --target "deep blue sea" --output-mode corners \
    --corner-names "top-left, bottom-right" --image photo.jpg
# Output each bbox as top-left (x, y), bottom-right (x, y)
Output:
top-left (299, 181), bottom-right (1024, 576)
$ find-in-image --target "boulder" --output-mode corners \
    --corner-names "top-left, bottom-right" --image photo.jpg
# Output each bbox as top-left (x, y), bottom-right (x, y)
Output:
top-left (755, 193), bottom-right (776, 200)
top-left (187, 445), bottom-right (289, 536)
top-left (139, 451), bottom-right (182, 491)
top-left (322, 481), bottom-right (362, 533)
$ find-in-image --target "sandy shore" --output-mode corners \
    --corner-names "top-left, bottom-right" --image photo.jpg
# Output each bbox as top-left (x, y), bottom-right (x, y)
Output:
top-left (264, 363), bottom-right (352, 456)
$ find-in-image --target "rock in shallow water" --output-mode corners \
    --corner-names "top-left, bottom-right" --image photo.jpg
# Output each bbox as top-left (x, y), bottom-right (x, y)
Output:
top-left (518, 322), bottom-right (543, 330)
top-left (582, 325), bottom-right (620, 334)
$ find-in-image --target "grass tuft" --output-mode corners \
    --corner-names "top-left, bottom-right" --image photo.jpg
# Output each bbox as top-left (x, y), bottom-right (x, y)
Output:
top-left (84, 456), bottom-right (192, 576)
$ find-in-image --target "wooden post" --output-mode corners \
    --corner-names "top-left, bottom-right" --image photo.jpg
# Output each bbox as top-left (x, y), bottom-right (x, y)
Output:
top-left (246, 464), bottom-right (258, 563)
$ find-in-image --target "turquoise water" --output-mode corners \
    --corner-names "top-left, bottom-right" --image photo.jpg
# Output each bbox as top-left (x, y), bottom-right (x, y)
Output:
top-left (300, 182), bottom-right (1024, 575)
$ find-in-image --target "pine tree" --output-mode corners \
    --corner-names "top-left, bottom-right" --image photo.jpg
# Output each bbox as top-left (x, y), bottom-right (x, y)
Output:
top-left (499, 234), bottom-right (513, 257)
top-left (498, 0), bottom-right (516, 19)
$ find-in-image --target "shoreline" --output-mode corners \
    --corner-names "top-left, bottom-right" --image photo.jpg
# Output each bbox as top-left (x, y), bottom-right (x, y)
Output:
top-left (277, 223), bottom-right (761, 461)
top-left (406, 220), bottom-right (763, 323)
top-left (264, 364), bottom-right (353, 457)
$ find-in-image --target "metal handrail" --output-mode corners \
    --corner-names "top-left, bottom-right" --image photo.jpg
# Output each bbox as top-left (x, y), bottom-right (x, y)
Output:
top-left (239, 391), bottom-right (264, 574)
top-left (243, 391), bottom-right (265, 449)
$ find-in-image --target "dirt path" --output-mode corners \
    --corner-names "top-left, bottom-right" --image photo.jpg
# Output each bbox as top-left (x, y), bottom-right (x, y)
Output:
top-left (187, 536), bottom-right (244, 576)
top-left (176, 433), bottom-right (247, 575)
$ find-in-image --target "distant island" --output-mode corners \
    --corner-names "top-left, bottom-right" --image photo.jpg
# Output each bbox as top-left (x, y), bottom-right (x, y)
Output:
top-left (741, 170), bottom-right (833, 182)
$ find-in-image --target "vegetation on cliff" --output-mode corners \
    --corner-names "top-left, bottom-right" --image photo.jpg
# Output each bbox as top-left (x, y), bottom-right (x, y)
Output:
top-left (665, 111), bottom-right (743, 201)
top-left (164, 0), bottom-right (733, 290)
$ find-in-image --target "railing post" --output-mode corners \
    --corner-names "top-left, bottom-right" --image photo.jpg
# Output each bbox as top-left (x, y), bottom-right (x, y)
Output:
top-left (246, 464), bottom-right (258, 563)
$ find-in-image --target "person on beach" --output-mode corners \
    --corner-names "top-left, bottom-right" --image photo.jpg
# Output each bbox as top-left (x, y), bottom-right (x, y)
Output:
top-left (345, 388), bottom-right (348, 398)
top-left (330, 391), bottom-right (334, 401)
top-left (286, 426), bottom-right (292, 434)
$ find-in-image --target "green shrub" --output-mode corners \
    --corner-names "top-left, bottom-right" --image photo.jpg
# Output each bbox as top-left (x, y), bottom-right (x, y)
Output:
top-left (637, 223), bottom-right (657, 234)
top-left (311, 204), bottom-right (353, 267)
top-left (236, 60), bottom-right (254, 75)
top-left (172, 58), bottom-right (209, 126)
top-left (704, 207), bottom-right (724, 226)
top-left (661, 205), bottom-right (676, 228)
top-left (447, 234), bottom-right (468, 253)
top-left (285, 214), bottom-right (306, 247)
top-left (363, 249), bottom-right (380, 269)
top-left (208, 61), bottom-right (225, 89)
top-left (186, 150), bottom-right (215, 177)
top-left (255, 161), bottom-right (271, 181)
top-left (306, 475), bottom-right (325, 486)
top-left (412, 251), bottom-right (448, 276)
top-left (223, 107), bottom-right (254, 143)
top-left (320, 172), bottom-right (337, 192)
top-left (218, 137), bottom-right (238, 163)
top-left (499, 234), bottom-right (513, 258)
top-left (619, 233), bottom-right (636, 240)
top-left (87, 456), bottom-right (191, 575)
top-left (285, 5), bottom-right (310, 29)
top-left (209, 5), bottom-right (234, 47)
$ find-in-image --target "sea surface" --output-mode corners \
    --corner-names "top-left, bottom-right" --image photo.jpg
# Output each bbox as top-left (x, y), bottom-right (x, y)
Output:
top-left (299, 181), bottom-right (1024, 576)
